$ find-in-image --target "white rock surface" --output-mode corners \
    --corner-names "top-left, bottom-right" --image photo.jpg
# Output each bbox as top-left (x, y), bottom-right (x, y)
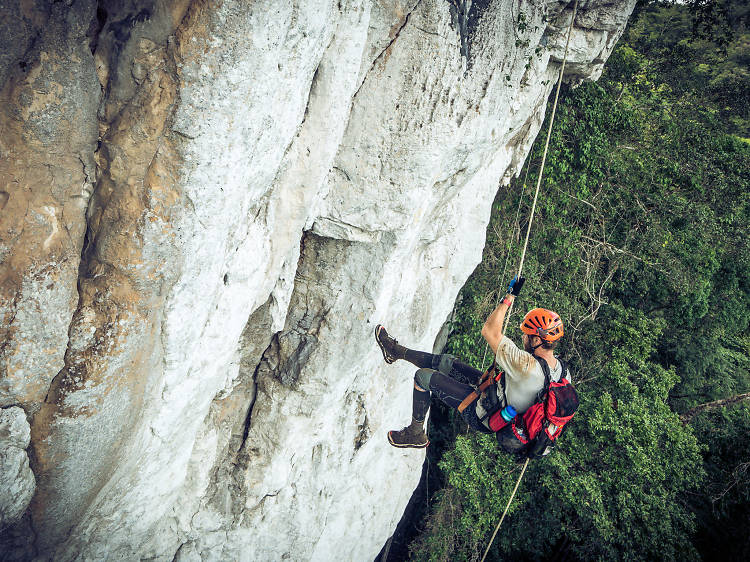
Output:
top-left (0, 407), bottom-right (35, 527)
top-left (0, 0), bottom-right (635, 559)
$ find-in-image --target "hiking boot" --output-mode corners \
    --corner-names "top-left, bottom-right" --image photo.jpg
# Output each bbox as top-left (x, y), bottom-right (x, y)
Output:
top-left (388, 421), bottom-right (429, 449)
top-left (375, 324), bottom-right (407, 364)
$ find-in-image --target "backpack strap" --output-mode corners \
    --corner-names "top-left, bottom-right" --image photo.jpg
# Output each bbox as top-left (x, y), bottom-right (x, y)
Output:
top-left (533, 356), bottom-right (552, 401)
top-left (533, 355), bottom-right (566, 384)
top-left (532, 356), bottom-right (567, 404)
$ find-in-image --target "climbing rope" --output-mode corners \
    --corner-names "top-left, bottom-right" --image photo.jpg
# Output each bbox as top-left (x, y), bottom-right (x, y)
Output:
top-left (480, 1), bottom-right (579, 560)
top-left (515, 0), bottom-right (579, 284)
top-left (481, 458), bottom-right (531, 562)
top-left (479, 156), bottom-right (531, 371)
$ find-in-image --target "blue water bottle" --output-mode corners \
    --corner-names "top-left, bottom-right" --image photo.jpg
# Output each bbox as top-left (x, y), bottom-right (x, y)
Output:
top-left (500, 404), bottom-right (517, 423)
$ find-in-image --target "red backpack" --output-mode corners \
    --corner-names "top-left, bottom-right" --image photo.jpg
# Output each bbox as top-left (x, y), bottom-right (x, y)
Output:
top-left (493, 356), bottom-right (579, 459)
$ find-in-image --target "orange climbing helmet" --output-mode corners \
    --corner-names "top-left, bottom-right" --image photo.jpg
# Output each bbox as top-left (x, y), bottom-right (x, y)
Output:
top-left (520, 308), bottom-right (564, 342)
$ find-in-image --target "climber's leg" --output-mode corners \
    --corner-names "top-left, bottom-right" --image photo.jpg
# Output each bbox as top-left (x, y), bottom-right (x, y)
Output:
top-left (388, 365), bottom-right (491, 448)
top-left (375, 326), bottom-right (482, 386)
top-left (433, 354), bottom-right (484, 385)
top-left (387, 370), bottom-right (432, 448)
top-left (375, 324), bottom-right (433, 366)
top-left (428, 372), bottom-right (494, 434)
top-left (378, 325), bottom-right (491, 446)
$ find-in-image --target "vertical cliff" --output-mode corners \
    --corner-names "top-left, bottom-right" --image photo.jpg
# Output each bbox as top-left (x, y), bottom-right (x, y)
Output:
top-left (0, 0), bottom-right (635, 559)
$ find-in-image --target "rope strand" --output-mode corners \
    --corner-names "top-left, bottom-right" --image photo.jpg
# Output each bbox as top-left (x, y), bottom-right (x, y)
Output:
top-left (480, 458), bottom-right (530, 562)
top-left (480, 158), bottom-right (532, 370)
top-left (479, 2), bottom-right (579, 560)
top-left (517, 0), bottom-right (579, 280)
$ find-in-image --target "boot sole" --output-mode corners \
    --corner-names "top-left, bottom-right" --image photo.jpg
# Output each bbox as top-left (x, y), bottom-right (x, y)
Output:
top-left (375, 324), bottom-right (397, 364)
top-left (388, 431), bottom-right (429, 449)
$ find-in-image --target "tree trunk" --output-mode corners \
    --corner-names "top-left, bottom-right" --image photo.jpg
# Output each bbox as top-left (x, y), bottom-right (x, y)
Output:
top-left (681, 392), bottom-right (750, 423)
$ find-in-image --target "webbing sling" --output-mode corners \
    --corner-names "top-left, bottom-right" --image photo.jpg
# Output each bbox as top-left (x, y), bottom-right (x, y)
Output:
top-left (457, 365), bottom-right (500, 413)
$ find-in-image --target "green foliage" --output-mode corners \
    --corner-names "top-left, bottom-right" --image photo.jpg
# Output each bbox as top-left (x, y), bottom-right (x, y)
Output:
top-left (409, 2), bottom-right (750, 560)
top-left (627, 1), bottom-right (750, 135)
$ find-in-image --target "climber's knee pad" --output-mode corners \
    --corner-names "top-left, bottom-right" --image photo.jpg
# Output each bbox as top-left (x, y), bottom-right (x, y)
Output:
top-left (414, 368), bottom-right (433, 392)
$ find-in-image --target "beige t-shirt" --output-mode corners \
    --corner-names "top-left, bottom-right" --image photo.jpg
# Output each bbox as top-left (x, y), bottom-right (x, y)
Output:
top-left (494, 335), bottom-right (563, 413)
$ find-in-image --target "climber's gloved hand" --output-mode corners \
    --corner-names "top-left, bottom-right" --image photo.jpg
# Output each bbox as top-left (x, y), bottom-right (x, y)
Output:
top-left (507, 276), bottom-right (526, 296)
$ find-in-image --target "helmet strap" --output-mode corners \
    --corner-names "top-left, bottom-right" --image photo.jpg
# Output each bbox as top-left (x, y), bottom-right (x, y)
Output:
top-left (529, 335), bottom-right (545, 351)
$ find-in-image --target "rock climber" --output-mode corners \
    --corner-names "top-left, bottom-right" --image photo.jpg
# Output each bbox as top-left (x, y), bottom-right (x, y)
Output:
top-left (376, 277), bottom-right (566, 449)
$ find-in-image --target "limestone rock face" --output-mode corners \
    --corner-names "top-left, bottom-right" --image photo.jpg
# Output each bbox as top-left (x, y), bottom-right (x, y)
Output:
top-left (0, 407), bottom-right (35, 528)
top-left (0, 0), bottom-right (635, 559)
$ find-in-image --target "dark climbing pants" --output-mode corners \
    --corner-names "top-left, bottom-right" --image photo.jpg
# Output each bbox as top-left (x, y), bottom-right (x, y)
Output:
top-left (408, 351), bottom-right (493, 434)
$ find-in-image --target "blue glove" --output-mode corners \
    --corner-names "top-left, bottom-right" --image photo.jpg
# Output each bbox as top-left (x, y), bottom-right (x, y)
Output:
top-left (507, 276), bottom-right (526, 296)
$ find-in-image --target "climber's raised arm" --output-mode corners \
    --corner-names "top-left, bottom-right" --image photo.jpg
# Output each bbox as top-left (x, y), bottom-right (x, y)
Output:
top-left (481, 296), bottom-right (513, 353)
top-left (481, 276), bottom-right (525, 353)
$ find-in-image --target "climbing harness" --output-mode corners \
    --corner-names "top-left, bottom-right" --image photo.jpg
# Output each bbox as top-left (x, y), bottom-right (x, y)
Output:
top-left (457, 363), bottom-right (501, 414)
top-left (479, 1), bottom-right (580, 561)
